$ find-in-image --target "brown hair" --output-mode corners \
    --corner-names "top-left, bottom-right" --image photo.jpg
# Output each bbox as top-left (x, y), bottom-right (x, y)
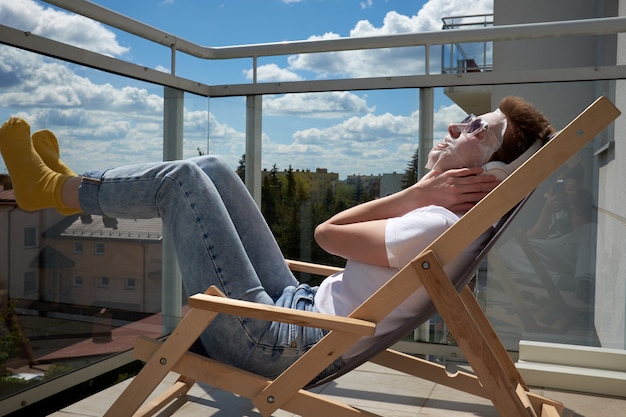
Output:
top-left (491, 96), bottom-right (555, 164)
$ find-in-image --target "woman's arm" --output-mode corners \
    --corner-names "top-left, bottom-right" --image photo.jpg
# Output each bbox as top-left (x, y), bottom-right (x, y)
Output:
top-left (314, 167), bottom-right (498, 266)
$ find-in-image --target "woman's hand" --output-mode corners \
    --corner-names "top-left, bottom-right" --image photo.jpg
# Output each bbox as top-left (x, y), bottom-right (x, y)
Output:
top-left (412, 167), bottom-right (499, 213)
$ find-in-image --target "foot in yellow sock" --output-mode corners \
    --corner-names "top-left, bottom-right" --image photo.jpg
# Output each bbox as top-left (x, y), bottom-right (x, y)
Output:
top-left (32, 129), bottom-right (77, 177)
top-left (31, 129), bottom-right (81, 215)
top-left (0, 117), bottom-right (79, 214)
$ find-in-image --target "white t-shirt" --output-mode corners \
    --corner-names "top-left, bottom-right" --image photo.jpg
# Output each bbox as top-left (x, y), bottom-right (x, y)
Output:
top-left (314, 205), bottom-right (491, 359)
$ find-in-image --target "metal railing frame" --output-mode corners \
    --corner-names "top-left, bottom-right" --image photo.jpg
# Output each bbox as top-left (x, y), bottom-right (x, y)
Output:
top-left (441, 14), bottom-right (493, 74)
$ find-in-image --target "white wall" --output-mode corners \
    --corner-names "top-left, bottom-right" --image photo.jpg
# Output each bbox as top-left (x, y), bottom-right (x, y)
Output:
top-left (493, 0), bottom-right (624, 348)
top-left (595, 0), bottom-right (626, 349)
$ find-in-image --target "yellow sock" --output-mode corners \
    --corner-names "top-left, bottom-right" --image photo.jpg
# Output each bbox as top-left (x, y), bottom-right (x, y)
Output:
top-left (32, 129), bottom-right (77, 177)
top-left (0, 117), bottom-right (78, 214)
top-left (32, 129), bottom-right (81, 215)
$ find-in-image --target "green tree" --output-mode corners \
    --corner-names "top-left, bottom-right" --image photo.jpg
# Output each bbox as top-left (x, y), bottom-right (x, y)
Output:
top-left (236, 154), bottom-right (246, 182)
top-left (261, 166), bottom-right (280, 227)
top-left (285, 165), bottom-right (296, 200)
top-left (310, 187), bottom-right (346, 272)
top-left (277, 165), bottom-right (302, 258)
top-left (258, 164), bottom-right (354, 271)
top-left (0, 299), bottom-right (29, 376)
top-left (353, 176), bottom-right (364, 203)
top-left (402, 147), bottom-right (420, 189)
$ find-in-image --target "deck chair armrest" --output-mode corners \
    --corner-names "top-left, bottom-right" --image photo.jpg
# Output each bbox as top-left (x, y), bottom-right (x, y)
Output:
top-left (285, 259), bottom-right (343, 275)
top-left (188, 293), bottom-right (375, 336)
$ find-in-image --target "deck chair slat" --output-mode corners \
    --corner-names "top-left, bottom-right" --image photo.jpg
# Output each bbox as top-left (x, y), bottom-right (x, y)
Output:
top-left (286, 259), bottom-right (344, 275)
top-left (188, 293), bottom-right (376, 336)
top-left (370, 348), bottom-right (488, 398)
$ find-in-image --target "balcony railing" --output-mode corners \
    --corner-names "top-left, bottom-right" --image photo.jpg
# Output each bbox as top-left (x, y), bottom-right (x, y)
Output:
top-left (441, 14), bottom-right (493, 74)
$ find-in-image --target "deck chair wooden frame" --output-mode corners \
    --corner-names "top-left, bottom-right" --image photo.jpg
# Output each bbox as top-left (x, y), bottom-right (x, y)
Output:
top-left (104, 96), bottom-right (620, 417)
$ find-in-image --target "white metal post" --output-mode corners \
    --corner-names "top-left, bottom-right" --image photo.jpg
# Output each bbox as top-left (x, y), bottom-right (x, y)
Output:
top-left (418, 88), bottom-right (434, 180)
top-left (245, 95), bottom-right (263, 207)
top-left (162, 86), bottom-right (184, 333)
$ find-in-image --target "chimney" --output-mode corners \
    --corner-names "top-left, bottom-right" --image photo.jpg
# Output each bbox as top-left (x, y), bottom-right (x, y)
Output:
top-left (0, 174), bottom-right (12, 190)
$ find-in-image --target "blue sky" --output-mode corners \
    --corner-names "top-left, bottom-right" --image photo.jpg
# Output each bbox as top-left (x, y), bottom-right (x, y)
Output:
top-left (0, 0), bottom-right (494, 178)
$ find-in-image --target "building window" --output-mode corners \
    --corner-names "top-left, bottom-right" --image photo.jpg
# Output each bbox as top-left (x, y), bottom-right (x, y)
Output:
top-left (125, 278), bottom-right (136, 290)
top-left (99, 276), bottom-right (110, 288)
top-left (74, 242), bottom-right (83, 254)
top-left (24, 227), bottom-right (37, 248)
top-left (95, 242), bottom-right (105, 255)
top-left (73, 275), bottom-right (83, 287)
top-left (24, 271), bottom-right (37, 294)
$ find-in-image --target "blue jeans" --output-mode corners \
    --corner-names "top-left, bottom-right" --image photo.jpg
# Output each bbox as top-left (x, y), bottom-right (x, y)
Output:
top-left (78, 156), bottom-right (333, 378)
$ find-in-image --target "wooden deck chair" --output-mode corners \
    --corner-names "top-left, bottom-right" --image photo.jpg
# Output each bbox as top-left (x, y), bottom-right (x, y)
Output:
top-left (104, 96), bottom-right (620, 417)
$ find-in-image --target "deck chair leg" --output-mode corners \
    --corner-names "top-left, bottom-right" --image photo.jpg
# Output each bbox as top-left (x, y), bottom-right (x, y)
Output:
top-left (459, 286), bottom-right (530, 390)
top-left (134, 375), bottom-right (195, 417)
top-left (135, 336), bottom-right (382, 417)
top-left (541, 403), bottom-right (562, 417)
top-left (104, 308), bottom-right (218, 417)
top-left (105, 287), bottom-right (225, 417)
top-left (460, 287), bottom-right (562, 415)
top-left (417, 250), bottom-right (548, 417)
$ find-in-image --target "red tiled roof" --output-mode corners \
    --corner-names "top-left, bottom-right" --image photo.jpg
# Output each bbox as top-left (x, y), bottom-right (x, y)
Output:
top-left (35, 308), bottom-right (190, 362)
top-left (0, 185), bottom-right (15, 203)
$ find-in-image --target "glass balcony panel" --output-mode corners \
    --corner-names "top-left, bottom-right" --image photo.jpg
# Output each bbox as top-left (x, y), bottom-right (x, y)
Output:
top-left (0, 48), bottom-right (170, 401)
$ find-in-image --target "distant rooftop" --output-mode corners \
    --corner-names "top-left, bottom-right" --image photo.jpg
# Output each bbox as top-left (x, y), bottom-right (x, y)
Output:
top-left (0, 181), bottom-right (15, 204)
top-left (46, 214), bottom-right (163, 241)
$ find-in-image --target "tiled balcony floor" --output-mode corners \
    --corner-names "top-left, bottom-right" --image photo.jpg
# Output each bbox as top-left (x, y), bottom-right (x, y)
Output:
top-left (49, 361), bottom-right (625, 417)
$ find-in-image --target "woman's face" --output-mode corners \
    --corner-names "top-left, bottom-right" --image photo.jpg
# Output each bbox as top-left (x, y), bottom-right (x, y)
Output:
top-left (426, 109), bottom-right (508, 172)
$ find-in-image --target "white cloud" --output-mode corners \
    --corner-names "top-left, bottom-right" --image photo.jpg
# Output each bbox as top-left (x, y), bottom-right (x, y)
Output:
top-left (0, 46), bottom-right (172, 173)
top-left (155, 65), bottom-right (171, 73)
top-left (0, 0), bottom-right (477, 179)
top-left (261, 103), bottom-right (465, 177)
top-left (292, 112), bottom-right (416, 146)
top-left (0, 0), bottom-right (130, 57)
top-left (360, 0), bottom-right (374, 10)
top-left (0, 41), bottom-right (244, 175)
top-left (0, 47), bottom-right (161, 113)
top-left (264, 92), bottom-right (375, 119)
top-left (286, 0), bottom-right (493, 78)
top-left (243, 63), bottom-right (303, 82)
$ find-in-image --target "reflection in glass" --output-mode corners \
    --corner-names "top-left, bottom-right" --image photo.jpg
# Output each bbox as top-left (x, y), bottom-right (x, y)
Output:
top-left (0, 206), bottom-right (166, 400)
top-left (481, 161), bottom-right (599, 349)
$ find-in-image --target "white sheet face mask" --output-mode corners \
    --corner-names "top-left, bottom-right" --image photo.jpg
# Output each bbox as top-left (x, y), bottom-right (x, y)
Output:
top-left (426, 109), bottom-right (507, 172)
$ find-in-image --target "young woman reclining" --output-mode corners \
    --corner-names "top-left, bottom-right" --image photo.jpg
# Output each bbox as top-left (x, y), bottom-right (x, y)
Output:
top-left (0, 95), bottom-right (553, 379)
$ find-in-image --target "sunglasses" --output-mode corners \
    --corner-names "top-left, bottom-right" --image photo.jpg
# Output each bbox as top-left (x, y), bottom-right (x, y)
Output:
top-left (450, 114), bottom-right (489, 139)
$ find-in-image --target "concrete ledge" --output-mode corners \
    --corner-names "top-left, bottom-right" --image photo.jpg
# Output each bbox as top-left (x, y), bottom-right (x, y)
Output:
top-left (516, 340), bottom-right (626, 397)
